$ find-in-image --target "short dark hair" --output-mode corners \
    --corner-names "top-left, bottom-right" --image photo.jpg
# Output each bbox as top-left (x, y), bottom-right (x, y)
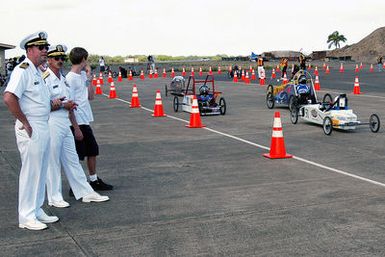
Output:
top-left (69, 47), bottom-right (88, 65)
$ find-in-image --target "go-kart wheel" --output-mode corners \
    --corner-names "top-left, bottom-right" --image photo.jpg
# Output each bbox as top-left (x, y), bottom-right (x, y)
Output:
top-left (290, 107), bottom-right (299, 124)
top-left (323, 117), bottom-right (333, 135)
top-left (322, 93), bottom-right (333, 104)
top-left (173, 96), bottom-right (179, 112)
top-left (165, 84), bottom-right (168, 97)
top-left (219, 97), bottom-right (226, 115)
top-left (369, 114), bottom-right (380, 133)
top-left (266, 92), bottom-right (275, 109)
top-left (288, 96), bottom-right (297, 111)
top-left (267, 84), bottom-right (274, 94)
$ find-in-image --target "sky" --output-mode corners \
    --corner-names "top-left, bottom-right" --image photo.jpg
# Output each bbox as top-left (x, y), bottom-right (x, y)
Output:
top-left (1, 0), bottom-right (385, 58)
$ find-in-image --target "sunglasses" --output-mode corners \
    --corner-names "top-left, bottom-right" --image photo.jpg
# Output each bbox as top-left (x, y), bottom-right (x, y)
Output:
top-left (53, 56), bottom-right (66, 61)
top-left (34, 45), bottom-right (49, 51)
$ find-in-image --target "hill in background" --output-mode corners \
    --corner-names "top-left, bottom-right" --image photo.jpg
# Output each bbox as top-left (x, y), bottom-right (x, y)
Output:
top-left (328, 27), bottom-right (385, 63)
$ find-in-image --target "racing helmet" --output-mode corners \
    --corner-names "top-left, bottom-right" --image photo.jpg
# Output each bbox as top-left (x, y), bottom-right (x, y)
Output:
top-left (199, 85), bottom-right (209, 95)
top-left (298, 75), bottom-right (307, 84)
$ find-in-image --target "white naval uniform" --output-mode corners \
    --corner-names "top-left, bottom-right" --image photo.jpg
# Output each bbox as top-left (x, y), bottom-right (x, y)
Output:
top-left (44, 68), bottom-right (94, 201)
top-left (5, 58), bottom-right (51, 224)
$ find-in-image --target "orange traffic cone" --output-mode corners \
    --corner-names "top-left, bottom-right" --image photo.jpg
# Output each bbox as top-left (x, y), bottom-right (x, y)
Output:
top-left (117, 71), bottom-right (122, 82)
top-left (152, 90), bottom-right (166, 117)
top-left (171, 68), bottom-right (175, 78)
top-left (276, 65), bottom-right (280, 73)
top-left (95, 79), bottom-right (102, 95)
top-left (186, 95), bottom-right (205, 128)
top-left (209, 66), bottom-right (213, 75)
top-left (182, 67), bottom-right (186, 77)
top-left (218, 66), bottom-right (221, 74)
top-left (245, 72), bottom-right (250, 84)
top-left (148, 70), bottom-right (153, 79)
top-left (260, 76), bottom-right (265, 86)
top-left (314, 66), bottom-right (319, 76)
top-left (322, 63), bottom-right (326, 70)
top-left (282, 73), bottom-right (288, 84)
top-left (339, 63), bottom-right (344, 73)
top-left (325, 65), bottom-right (330, 74)
top-left (92, 74), bottom-right (97, 86)
top-left (108, 82), bottom-right (117, 99)
top-left (241, 70), bottom-right (245, 81)
top-left (355, 64), bottom-right (359, 73)
top-left (353, 76), bottom-right (361, 94)
top-left (360, 62), bottom-right (363, 70)
top-left (128, 70), bottom-right (133, 81)
top-left (130, 84), bottom-right (141, 108)
top-left (370, 64), bottom-right (374, 73)
top-left (154, 69), bottom-right (158, 78)
top-left (249, 65), bottom-right (252, 73)
top-left (251, 69), bottom-right (256, 80)
top-left (307, 63), bottom-right (312, 70)
top-left (271, 68), bottom-right (276, 79)
top-left (314, 75), bottom-right (321, 91)
top-left (140, 70), bottom-right (145, 80)
top-left (263, 112), bottom-right (292, 159)
top-left (108, 73), bottom-right (113, 83)
top-left (233, 72), bottom-right (238, 83)
top-left (191, 67), bottom-right (195, 77)
top-left (99, 72), bottom-right (104, 84)
top-left (199, 67), bottom-right (203, 76)
top-left (162, 68), bottom-right (167, 78)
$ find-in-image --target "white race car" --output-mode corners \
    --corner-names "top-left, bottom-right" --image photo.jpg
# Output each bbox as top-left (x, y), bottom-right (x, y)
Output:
top-left (290, 93), bottom-right (380, 135)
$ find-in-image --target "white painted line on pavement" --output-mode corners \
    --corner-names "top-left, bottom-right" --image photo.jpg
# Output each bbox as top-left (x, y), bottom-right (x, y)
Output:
top-left (107, 94), bottom-right (385, 189)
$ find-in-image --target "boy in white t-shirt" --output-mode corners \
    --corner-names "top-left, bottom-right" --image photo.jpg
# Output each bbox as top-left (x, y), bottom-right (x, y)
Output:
top-left (66, 47), bottom-right (113, 191)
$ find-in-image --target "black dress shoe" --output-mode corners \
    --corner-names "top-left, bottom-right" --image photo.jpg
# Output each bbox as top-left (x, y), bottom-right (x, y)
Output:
top-left (90, 178), bottom-right (113, 191)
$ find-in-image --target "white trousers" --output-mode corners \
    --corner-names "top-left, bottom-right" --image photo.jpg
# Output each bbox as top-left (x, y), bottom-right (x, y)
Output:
top-left (46, 117), bottom-right (93, 202)
top-left (15, 119), bottom-right (50, 224)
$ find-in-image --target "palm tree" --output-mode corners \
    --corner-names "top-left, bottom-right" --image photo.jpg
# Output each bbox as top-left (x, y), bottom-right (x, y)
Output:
top-left (327, 31), bottom-right (347, 49)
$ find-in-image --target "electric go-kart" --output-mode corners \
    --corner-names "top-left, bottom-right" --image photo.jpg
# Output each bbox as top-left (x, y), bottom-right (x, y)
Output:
top-left (266, 69), bottom-right (317, 111)
top-left (290, 93), bottom-right (380, 135)
top-left (173, 75), bottom-right (226, 115)
top-left (164, 76), bottom-right (186, 97)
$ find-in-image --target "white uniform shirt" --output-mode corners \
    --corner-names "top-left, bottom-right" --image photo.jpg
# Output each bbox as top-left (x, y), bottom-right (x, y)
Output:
top-left (5, 57), bottom-right (50, 121)
top-left (66, 71), bottom-right (94, 125)
top-left (44, 68), bottom-right (71, 125)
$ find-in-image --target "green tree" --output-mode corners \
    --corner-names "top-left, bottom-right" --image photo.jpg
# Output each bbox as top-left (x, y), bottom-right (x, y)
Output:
top-left (327, 31), bottom-right (347, 49)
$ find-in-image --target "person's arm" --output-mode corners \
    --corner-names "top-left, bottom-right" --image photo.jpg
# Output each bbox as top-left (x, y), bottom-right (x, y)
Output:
top-left (3, 92), bottom-right (32, 137)
top-left (69, 110), bottom-right (83, 141)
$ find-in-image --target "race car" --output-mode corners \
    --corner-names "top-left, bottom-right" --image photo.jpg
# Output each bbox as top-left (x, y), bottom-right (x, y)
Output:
top-left (164, 75), bottom-right (185, 97)
top-left (266, 69), bottom-right (317, 111)
top-left (173, 75), bottom-right (226, 116)
top-left (290, 93), bottom-right (380, 135)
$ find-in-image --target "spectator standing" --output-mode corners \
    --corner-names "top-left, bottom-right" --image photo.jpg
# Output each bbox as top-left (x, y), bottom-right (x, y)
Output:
top-left (98, 56), bottom-right (105, 73)
top-left (3, 31), bottom-right (59, 230)
top-left (67, 47), bottom-right (114, 192)
top-left (44, 44), bottom-right (109, 207)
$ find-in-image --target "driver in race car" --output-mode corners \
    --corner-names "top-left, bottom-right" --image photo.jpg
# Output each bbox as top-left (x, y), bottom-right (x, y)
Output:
top-left (198, 85), bottom-right (211, 102)
top-left (296, 75), bottom-right (310, 95)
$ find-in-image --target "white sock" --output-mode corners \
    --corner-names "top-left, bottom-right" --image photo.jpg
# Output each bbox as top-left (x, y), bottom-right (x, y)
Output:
top-left (89, 174), bottom-right (98, 182)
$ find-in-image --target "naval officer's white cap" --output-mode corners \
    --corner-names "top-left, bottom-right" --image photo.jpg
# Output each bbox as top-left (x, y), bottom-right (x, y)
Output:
top-left (20, 31), bottom-right (49, 50)
top-left (47, 44), bottom-right (67, 57)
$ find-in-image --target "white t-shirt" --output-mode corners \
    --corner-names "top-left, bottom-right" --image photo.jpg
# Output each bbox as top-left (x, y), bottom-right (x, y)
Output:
top-left (99, 58), bottom-right (105, 67)
top-left (5, 57), bottom-right (50, 121)
top-left (66, 71), bottom-right (94, 125)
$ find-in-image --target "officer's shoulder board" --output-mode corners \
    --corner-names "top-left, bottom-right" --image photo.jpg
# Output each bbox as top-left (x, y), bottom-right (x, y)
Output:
top-left (42, 71), bottom-right (50, 80)
top-left (19, 62), bottom-right (29, 69)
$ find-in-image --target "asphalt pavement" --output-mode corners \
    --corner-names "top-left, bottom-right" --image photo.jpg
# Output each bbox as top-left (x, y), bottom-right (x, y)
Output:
top-left (0, 63), bottom-right (385, 256)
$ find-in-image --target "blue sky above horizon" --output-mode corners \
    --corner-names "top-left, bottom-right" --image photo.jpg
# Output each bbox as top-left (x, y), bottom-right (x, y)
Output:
top-left (2, 0), bottom-right (385, 58)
